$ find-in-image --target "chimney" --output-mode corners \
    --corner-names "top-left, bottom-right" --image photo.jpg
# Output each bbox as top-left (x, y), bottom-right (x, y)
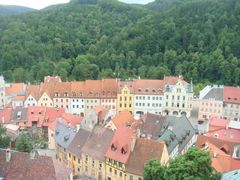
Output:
top-left (6, 149), bottom-right (11, 162)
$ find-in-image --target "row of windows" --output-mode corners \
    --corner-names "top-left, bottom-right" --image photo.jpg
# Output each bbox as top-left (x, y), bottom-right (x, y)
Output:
top-left (120, 96), bottom-right (132, 101)
top-left (102, 99), bottom-right (115, 103)
top-left (119, 103), bottom-right (132, 108)
top-left (166, 102), bottom-right (187, 108)
top-left (202, 102), bottom-right (221, 107)
top-left (201, 108), bottom-right (221, 113)
top-left (135, 96), bottom-right (162, 101)
top-left (135, 103), bottom-right (162, 107)
top-left (166, 95), bottom-right (186, 100)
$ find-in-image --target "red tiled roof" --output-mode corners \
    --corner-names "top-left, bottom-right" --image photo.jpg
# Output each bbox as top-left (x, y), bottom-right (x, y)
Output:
top-left (111, 110), bottom-right (134, 129)
top-left (206, 128), bottom-right (240, 143)
top-left (118, 81), bottom-right (135, 93)
top-left (164, 76), bottom-right (189, 85)
top-left (134, 80), bottom-right (164, 95)
top-left (0, 109), bottom-right (11, 124)
top-left (5, 83), bottom-right (25, 96)
top-left (25, 85), bottom-right (40, 100)
top-left (105, 126), bottom-right (134, 163)
top-left (70, 81), bottom-right (85, 98)
top-left (209, 117), bottom-right (230, 129)
top-left (224, 86), bottom-right (240, 104)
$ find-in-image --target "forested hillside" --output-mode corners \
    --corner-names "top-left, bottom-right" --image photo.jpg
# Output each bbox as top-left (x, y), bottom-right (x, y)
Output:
top-left (0, 0), bottom-right (239, 86)
top-left (0, 5), bottom-right (35, 15)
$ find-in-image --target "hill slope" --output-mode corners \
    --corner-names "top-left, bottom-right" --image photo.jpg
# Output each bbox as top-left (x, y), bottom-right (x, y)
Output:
top-left (0, 5), bottom-right (35, 15)
top-left (0, 0), bottom-right (239, 86)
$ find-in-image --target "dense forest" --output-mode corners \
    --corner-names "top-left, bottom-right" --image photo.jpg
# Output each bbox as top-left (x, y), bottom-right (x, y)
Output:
top-left (0, 0), bottom-right (239, 86)
top-left (0, 5), bottom-right (35, 15)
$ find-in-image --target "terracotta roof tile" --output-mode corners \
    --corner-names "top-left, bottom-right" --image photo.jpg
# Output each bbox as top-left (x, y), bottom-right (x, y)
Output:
top-left (5, 83), bottom-right (25, 96)
top-left (134, 80), bottom-right (164, 95)
top-left (105, 126), bottom-right (134, 163)
top-left (224, 86), bottom-right (240, 104)
top-left (111, 110), bottom-right (134, 128)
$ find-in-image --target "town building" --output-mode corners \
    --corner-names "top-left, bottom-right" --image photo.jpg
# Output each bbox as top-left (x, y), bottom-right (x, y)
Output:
top-left (163, 76), bottom-right (193, 117)
top-left (223, 86), bottom-right (240, 121)
top-left (198, 85), bottom-right (224, 120)
top-left (24, 85), bottom-right (40, 107)
top-left (133, 80), bottom-right (164, 116)
top-left (105, 126), bottom-right (135, 180)
top-left (70, 82), bottom-right (85, 116)
top-left (117, 81), bottom-right (134, 114)
top-left (196, 135), bottom-right (240, 173)
top-left (5, 83), bottom-right (26, 107)
top-left (81, 126), bottom-right (114, 180)
top-left (66, 128), bottom-right (90, 177)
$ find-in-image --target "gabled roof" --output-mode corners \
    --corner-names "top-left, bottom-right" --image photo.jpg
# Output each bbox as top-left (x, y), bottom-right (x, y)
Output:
top-left (0, 149), bottom-right (71, 180)
top-left (85, 80), bottom-right (102, 98)
top-left (134, 80), bottom-right (164, 95)
top-left (111, 110), bottom-right (134, 129)
top-left (82, 126), bottom-right (114, 161)
top-left (67, 128), bottom-right (91, 157)
top-left (101, 79), bottom-right (118, 97)
top-left (223, 86), bottom-right (240, 104)
top-left (126, 138), bottom-right (166, 176)
top-left (202, 87), bottom-right (223, 101)
top-left (118, 81), bottom-right (135, 93)
top-left (25, 85), bottom-right (40, 100)
top-left (105, 126), bottom-right (134, 163)
top-left (53, 82), bottom-right (71, 98)
top-left (12, 96), bottom-right (25, 101)
top-left (164, 76), bottom-right (189, 86)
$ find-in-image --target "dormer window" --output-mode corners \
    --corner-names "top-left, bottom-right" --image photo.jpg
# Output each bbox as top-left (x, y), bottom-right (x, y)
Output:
top-left (31, 111), bottom-right (34, 115)
top-left (111, 142), bottom-right (118, 151)
top-left (64, 134), bottom-right (70, 141)
top-left (80, 92), bottom-right (83, 97)
top-left (64, 92), bottom-right (68, 97)
top-left (138, 88), bottom-right (142, 92)
top-left (228, 97), bottom-right (231, 100)
top-left (121, 145), bottom-right (128, 154)
top-left (72, 92), bottom-right (76, 97)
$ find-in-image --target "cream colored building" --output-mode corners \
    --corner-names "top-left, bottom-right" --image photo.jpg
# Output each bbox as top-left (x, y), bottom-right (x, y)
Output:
top-left (0, 76), bottom-right (5, 109)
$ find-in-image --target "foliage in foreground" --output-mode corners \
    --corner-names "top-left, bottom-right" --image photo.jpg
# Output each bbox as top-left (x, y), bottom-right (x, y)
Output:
top-left (144, 148), bottom-right (221, 180)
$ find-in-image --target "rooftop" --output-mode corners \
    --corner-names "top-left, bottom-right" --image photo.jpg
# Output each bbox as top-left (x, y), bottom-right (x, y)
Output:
top-left (223, 86), bottom-right (240, 104)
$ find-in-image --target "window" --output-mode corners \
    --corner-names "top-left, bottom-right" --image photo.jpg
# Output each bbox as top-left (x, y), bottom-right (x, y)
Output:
top-left (172, 95), bottom-right (174, 100)
top-left (114, 169), bottom-right (117, 175)
top-left (120, 172), bottom-right (122, 177)
top-left (130, 175), bottom-right (133, 180)
top-left (85, 155), bottom-right (88, 162)
top-left (109, 167), bottom-right (112, 173)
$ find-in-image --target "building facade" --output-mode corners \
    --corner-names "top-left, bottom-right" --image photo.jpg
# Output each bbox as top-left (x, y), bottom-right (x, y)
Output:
top-left (0, 76), bottom-right (5, 109)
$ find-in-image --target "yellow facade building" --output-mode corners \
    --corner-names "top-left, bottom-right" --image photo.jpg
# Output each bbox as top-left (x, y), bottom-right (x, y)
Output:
top-left (117, 82), bottom-right (134, 114)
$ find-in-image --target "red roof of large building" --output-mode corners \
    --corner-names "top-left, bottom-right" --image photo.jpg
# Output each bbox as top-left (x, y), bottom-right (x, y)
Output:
top-left (223, 86), bottom-right (240, 104)
top-left (111, 110), bottom-right (134, 129)
top-left (5, 83), bottom-right (25, 96)
top-left (134, 80), bottom-right (164, 95)
top-left (209, 117), bottom-right (230, 131)
top-left (105, 126), bottom-right (134, 163)
top-left (206, 128), bottom-right (240, 143)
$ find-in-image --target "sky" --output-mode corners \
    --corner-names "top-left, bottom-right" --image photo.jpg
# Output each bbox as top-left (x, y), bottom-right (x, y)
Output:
top-left (0, 0), bottom-right (154, 10)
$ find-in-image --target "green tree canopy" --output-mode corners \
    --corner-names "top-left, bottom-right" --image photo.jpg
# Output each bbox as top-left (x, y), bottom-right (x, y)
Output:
top-left (16, 133), bottom-right (33, 152)
top-left (0, 125), bottom-right (11, 148)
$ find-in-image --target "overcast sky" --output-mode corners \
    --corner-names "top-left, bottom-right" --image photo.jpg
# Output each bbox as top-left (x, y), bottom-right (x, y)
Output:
top-left (0, 0), bottom-right (154, 9)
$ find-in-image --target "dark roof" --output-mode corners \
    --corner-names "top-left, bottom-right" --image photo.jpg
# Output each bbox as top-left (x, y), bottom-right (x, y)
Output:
top-left (0, 149), bottom-right (71, 180)
top-left (203, 88), bottom-right (223, 101)
top-left (54, 122), bottom-right (77, 149)
top-left (11, 107), bottom-right (28, 122)
top-left (67, 128), bottom-right (91, 157)
top-left (163, 116), bottom-right (195, 153)
top-left (81, 126), bottom-right (114, 161)
top-left (158, 129), bottom-right (178, 154)
top-left (140, 113), bottom-right (165, 139)
top-left (126, 138), bottom-right (165, 176)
